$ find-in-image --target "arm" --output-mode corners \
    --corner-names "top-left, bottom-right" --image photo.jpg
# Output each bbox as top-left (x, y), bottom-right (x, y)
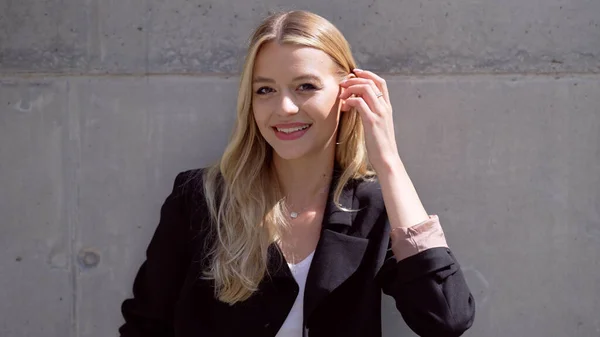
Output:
top-left (118, 170), bottom-right (196, 337)
top-left (375, 158), bottom-right (475, 336)
top-left (340, 68), bottom-right (474, 335)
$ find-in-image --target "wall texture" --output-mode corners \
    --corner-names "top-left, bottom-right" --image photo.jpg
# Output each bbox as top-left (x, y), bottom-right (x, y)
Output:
top-left (1, 1), bottom-right (599, 336)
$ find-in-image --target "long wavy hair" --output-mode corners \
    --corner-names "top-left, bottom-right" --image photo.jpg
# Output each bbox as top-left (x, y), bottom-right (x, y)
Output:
top-left (201, 10), bottom-right (375, 304)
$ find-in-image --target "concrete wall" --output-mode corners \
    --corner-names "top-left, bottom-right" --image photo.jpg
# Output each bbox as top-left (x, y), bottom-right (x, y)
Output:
top-left (1, 1), bottom-right (598, 336)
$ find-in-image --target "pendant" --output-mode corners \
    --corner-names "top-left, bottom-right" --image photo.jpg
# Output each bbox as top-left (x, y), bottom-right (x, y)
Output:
top-left (290, 211), bottom-right (299, 219)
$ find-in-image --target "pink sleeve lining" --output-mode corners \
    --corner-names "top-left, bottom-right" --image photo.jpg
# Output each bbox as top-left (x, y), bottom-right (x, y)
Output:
top-left (389, 214), bottom-right (449, 261)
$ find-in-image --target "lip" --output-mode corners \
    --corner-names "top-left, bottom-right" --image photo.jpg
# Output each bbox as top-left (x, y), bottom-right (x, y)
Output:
top-left (272, 123), bottom-right (312, 141)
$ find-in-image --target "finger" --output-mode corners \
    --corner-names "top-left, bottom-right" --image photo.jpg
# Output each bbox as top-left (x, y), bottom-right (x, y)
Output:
top-left (339, 84), bottom-right (386, 115)
top-left (344, 97), bottom-right (375, 125)
top-left (340, 78), bottom-right (377, 87)
top-left (343, 76), bottom-right (388, 106)
top-left (353, 69), bottom-right (390, 104)
top-left (339, 78), bottom-right (382, 101)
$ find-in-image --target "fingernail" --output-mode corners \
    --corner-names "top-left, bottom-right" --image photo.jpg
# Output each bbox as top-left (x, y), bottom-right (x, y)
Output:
top-left (353, 68), bottom-right (363, 72)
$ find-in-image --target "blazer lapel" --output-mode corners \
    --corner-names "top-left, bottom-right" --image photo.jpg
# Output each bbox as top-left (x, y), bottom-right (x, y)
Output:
top-left (303, 169), bottom-right (369, 324)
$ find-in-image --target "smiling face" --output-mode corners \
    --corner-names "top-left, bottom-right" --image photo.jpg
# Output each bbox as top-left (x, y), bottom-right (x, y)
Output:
top-left (251, 42), bottom-right (344, 162)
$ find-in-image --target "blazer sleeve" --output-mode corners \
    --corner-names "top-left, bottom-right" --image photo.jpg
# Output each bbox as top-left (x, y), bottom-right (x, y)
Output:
top-left (375, 215), bottom-right (476, 337)
top-left (118, 170), bottom-right (195, 337)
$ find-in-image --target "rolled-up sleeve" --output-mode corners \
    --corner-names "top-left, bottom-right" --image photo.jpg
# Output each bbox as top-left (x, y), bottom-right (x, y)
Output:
top-left (390, 214), bottom-right (448, 261)
top-left (376, 214), bottom-right (475, 337)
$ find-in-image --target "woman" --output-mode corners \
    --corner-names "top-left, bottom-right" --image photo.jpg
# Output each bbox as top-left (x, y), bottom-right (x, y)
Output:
top-left (119, 10), bottom-right (475, 337)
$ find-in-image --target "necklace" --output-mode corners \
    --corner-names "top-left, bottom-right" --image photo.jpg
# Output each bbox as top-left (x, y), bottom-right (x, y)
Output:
top-left (289, 205), bottom-right (311, 219)
top-left (287, 186), bottom-right (329, 219)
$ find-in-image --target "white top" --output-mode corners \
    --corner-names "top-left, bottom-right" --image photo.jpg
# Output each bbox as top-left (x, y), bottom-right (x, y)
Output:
top-left (275, 250), bottom-right (316, 337)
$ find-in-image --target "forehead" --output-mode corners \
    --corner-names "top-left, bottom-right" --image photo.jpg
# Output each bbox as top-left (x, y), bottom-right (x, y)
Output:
top-left (253, 42), bottom-right (338, 79)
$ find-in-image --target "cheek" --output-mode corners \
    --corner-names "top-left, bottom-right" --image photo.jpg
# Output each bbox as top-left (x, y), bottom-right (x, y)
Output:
top-left (305, 92), bottom-right (337, 116)
top-left (305, 93), bottom-right (339, 119)
top-left (252, 102), bottom-right (268, 125)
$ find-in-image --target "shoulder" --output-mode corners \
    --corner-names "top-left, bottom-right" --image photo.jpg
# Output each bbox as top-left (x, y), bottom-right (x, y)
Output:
top-left (172, 167), bottom-right (206, 193)
top-left (161, 167), bottom-right (220, 244)
top-left (168, 167), bottom-right (213, 222)
top-left (353, 176), bottom-right (385, 214)
top-left (168, 168), bottom-right (206, 203)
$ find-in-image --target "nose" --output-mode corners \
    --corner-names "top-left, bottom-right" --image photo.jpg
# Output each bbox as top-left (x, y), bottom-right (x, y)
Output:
top-left (278, 93), bottom-right (299, 115)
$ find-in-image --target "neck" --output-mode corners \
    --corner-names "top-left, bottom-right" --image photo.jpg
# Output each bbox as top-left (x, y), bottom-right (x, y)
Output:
top-left (272, 146), bottom-right (335, 205)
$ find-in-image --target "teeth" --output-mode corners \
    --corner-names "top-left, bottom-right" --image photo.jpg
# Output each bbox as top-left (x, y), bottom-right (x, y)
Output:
top-left (276, 125), bottom-right (310, 134)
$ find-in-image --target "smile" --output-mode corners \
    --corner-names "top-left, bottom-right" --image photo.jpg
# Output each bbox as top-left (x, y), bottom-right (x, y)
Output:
top-left (275, 124), bottom-right (311, 134)
top-left (272, 124), bottom-right (312, 140)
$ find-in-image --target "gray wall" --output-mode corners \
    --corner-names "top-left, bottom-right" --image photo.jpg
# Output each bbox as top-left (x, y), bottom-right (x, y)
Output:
top-left (1, 1), bottom-right (598, 336)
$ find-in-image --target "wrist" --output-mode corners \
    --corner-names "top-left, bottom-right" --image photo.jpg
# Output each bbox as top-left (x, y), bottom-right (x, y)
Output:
top-left (373, 154), bottom-right (405, 180)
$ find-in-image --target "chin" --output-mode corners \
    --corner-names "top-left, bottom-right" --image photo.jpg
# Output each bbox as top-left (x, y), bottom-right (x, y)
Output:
top-left (266, 139), bottom-right (312, 161)
top-left (271, 147), bottom-right (309, 161)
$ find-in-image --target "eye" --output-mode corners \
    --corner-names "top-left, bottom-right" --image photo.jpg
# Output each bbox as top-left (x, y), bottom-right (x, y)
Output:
top-left (255, 86), bottom-right (274, 95)
top-left (297, 83), bottom-right (318, 91)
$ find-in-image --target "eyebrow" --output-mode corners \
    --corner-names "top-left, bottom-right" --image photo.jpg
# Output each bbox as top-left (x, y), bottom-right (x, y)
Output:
top-left (252, 74), bottom-right (323, 84)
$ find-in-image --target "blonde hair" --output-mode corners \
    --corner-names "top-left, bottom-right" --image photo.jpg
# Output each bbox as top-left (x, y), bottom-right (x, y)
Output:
top-left (201, 10), bottom-right (375, 304)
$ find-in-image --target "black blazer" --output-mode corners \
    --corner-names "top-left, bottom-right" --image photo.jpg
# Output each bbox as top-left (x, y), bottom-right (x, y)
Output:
top-left (119, 168), bottom-right (475, 337)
